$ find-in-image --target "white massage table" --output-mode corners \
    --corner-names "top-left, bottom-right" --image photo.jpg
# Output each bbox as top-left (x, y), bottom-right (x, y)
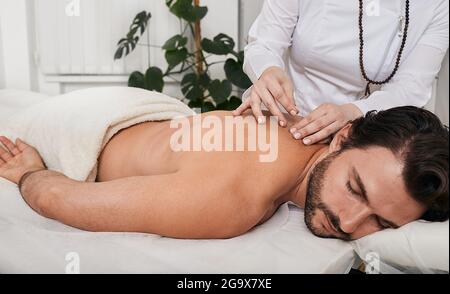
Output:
top-left (0, 89), bottom-right (356, 274)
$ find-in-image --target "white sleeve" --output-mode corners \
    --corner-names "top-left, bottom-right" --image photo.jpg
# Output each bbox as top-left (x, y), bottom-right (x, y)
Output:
top-left (243, 0), bottom-right (300, 82)
top-left (352, 1), bottom-right (449, 115)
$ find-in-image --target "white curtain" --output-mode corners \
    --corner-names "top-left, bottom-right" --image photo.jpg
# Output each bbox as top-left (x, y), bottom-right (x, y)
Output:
top-left (34, 0), bottom-right (239, 77)
top-left (34, 0), bottom-right (183, 75)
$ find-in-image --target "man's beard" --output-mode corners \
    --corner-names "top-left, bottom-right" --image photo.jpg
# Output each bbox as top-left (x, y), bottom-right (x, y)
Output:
top-left (304, 151), bottom-right (352, 241)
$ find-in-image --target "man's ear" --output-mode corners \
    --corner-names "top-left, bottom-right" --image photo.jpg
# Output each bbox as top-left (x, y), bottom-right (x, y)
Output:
top-left (329, 123), bottom-right (352, 153)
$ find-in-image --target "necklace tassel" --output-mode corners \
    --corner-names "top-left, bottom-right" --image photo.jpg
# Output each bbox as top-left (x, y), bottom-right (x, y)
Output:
top-left (365, 82), bottom-right (372, 97)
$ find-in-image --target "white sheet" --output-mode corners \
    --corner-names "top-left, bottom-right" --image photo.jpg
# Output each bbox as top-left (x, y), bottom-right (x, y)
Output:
top-left (0, 90), bottom-right (49, 124)
top-left (0, 89), bottom-right (355, 274)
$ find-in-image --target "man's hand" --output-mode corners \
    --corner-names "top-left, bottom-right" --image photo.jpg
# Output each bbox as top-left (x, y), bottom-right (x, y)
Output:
top-left (0, 136), bottom-right (46, 185)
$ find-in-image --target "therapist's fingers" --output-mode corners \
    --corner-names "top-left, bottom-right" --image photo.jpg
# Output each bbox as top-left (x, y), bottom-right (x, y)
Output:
top-left (249, 90), bottom-right (265, 124)
top-left (232, 89), bottom-right (265, 124)
top-left (290, 105), bottom-right (329, 134)
top-left (292, 115), bottom-right (335, 141)
top-left (254, 85), bottom-right (287, 127)
top-left (280, 80), bottom-right (298, 116)
top-left (289, 107), bottom-right (330, 139)
top-left (301, 121), bottom-right (341, 145)
top-left (232, 98), bottom-right (251, 116)
top-left (267, 80), bottom-right (298, 116)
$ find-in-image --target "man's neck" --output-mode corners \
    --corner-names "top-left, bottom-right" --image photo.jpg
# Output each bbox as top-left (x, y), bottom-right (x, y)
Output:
top-left (286, 145), bottom-right (329, 208)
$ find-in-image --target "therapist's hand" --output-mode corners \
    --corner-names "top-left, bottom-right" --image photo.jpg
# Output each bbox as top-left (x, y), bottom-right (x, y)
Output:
top-left (290, 103), bottom-right (363, 145)
top-left (233, 66), bottom-right (298, 127)
top-left (0, 136), bottom-right (46, 185)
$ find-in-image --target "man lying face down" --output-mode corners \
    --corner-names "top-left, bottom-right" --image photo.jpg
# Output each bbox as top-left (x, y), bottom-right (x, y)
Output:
top-left (0, 106), bottom-right (448, 240)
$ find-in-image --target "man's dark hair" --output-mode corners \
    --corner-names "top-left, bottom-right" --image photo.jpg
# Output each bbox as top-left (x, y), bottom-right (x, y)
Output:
top-left (341, 106), bottom-right (449, 222)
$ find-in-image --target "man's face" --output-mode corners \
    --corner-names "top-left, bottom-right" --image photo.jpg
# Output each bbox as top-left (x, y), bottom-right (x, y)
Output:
top-left (304, 146), bottom-right (427, 241)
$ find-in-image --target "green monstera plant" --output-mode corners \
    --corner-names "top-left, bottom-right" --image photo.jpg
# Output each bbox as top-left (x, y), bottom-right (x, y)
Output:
top-left (114, 0), bottom-right (252, 113)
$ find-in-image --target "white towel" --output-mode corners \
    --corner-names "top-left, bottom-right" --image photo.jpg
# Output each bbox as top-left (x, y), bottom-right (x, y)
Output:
top-left (0, 87), bottom-right (195, 182)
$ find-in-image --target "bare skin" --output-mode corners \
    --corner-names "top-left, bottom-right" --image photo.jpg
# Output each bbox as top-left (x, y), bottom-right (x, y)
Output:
top-left (94, 110), bottom-right (324, 228)
top-left (0, 111), bottom-right (425, 240)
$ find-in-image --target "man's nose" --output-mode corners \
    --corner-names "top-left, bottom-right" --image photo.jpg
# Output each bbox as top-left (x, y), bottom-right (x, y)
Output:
top-left (338, 204), bottom-right (372, 234)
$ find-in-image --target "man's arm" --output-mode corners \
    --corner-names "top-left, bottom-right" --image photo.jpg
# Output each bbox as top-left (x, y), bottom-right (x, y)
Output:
top-left (20, 169), bottom-right (258, 239)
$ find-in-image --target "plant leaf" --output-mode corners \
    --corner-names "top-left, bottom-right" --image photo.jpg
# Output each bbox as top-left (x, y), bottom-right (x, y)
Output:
top-left (162, 34), bottom-right (188, 51)
top-left (181, 73), bottom-right (204, 101)
top-left (188, 100), bottom-right (203, 109)
top-left (201, 33), bottom-right (235, 55)
top-left (165, 48), bottom-right (188, 70)
top-left (216, 96), bottom-right (242, 111)
top-left (208, 79), bottom-right (232, 104)
top-left (128, 71), bottom-right (145, 89)
top-left (166, 0), bottom-right (175, 8)
top-left (193, 6), bottom-right (208, 21)
top-left (169, 0), bottom-right (207, 22)
top-left (228, 96), bottom-right (243, 110)
top-left (237, 50), bottom-right (245, 63)
top-left (117, 38), bottom-right (127, 45)
top-left (114, 47), bottom-right (124, 60)
top-left (215, 101), bottom-right (228, 111)
top-left (144, 67), bottom-right (164, 92)
top-left (201, 102), bottom-right (216, 113)
top-left (114, 11), bottom-right (151, 60)
top-left (198, 73), bottom-right (211, 87)
top-left (169, 0), bottom-right (193, 20)
top-left (224, 58), bottom-right (252, 89)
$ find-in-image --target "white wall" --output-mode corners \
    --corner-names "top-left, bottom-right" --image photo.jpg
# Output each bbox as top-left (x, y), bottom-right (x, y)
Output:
top-left (32, 0), bottom-right (239, 97)
top-left (0, 18), bottom-right (5, 89)
top-left (0, 0), bottom-right (244, 95)
top-left (34, 0), bottom-right (179, 75)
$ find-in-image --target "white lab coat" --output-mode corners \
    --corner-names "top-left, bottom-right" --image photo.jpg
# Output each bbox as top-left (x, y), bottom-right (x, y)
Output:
top-left (243, 0), bottom-right (449, 116)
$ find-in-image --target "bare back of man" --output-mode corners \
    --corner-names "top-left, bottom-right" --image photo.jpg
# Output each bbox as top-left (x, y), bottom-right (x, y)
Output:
top-left (90, 111), bottom-right (324, 235)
